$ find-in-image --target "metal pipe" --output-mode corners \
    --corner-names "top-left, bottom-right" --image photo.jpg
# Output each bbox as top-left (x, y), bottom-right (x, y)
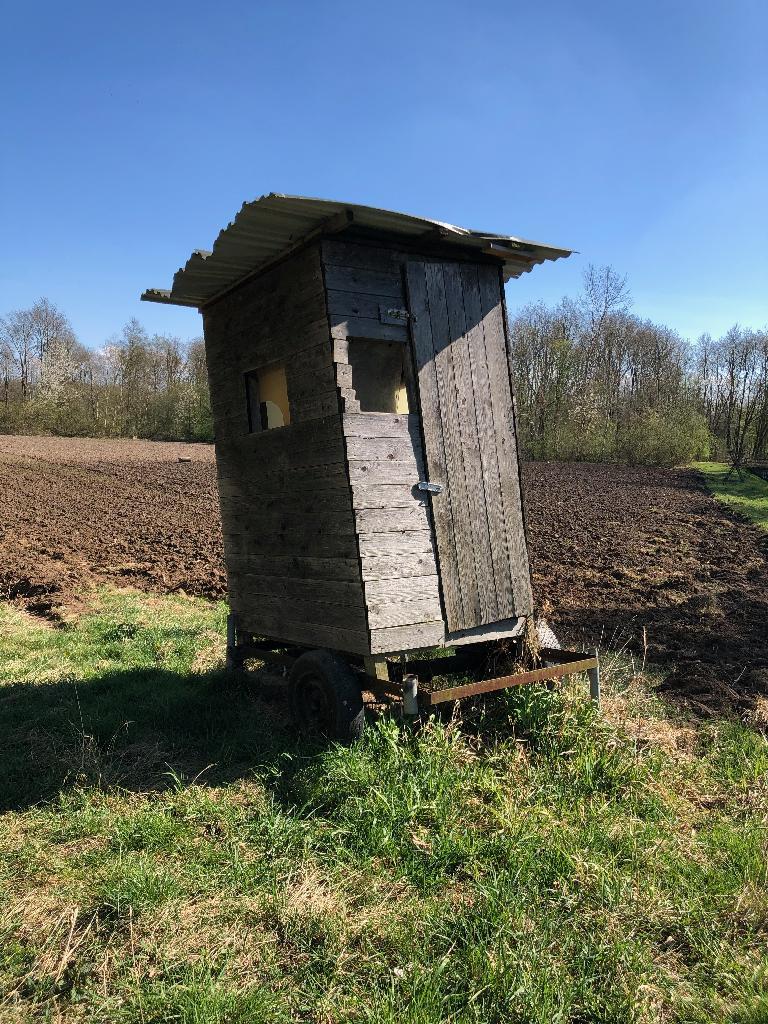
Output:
top-left (402, 673), bottom-right (419, 717)
top-left (588, 650), bottom-right (601, 705)
top-left (225, 612), bottom-right (238, 670)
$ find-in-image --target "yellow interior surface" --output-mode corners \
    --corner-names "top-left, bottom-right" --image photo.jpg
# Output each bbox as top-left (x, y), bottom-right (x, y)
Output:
top-left (258, 364), bottom-right (291, 426)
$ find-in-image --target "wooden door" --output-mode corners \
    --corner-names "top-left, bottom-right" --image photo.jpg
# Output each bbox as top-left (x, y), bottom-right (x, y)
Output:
top-left (405, 260), bottom-right (532, 632)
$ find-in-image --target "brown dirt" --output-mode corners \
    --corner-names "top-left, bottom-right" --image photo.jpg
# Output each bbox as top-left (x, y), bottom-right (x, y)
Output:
top-left (0, 435), bottom-right (225, 618)
top-left (1, 437), bottom-right (766, 711)
top-left (523, 462), bottom-right (768, 714)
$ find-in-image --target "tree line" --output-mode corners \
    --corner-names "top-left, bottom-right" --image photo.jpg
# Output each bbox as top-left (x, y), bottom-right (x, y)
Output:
top-left (508, 266), bottom-right (768, 467)
top-left (0, 301), bottom-right (212, 441)
top-left (1, 284), bottom-right (766, 466)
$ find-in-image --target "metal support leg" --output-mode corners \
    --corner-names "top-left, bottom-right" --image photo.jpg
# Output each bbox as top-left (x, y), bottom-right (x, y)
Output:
top-left (225, 613), bottom-right (240, 671)
top-left (587, 650), bottom-right (601, 705)
top-left (402, 673), bottom-right (419, 717)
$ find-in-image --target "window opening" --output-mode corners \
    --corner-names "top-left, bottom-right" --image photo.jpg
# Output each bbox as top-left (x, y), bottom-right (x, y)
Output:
top-left (347, 339), bottom-right (410, 414)
top-left (244, 364), bottom-right (291, 432)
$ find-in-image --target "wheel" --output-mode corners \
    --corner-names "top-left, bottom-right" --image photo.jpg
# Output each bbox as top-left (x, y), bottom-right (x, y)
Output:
top-left (288, 650), bottom-right (365, 742)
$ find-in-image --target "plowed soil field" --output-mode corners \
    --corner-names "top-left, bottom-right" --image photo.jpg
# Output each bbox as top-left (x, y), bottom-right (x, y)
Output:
top-left (2, 435), bottom-right (767, 712)
top-left (0, 435), bottom-right (225, 613)
top-left (524, 463), bottom-right (768, 713)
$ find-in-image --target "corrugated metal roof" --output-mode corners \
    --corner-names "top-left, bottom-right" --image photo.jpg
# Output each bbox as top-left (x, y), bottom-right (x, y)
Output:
top-left (141, 193), bottom-right (573, 309)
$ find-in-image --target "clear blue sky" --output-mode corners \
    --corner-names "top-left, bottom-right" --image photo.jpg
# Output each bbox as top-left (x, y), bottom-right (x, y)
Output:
top-left (2, 0), bottom-right (766, 348)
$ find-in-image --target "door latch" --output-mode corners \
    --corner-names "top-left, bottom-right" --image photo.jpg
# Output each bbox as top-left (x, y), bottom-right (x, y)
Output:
top-left (379, 305), bottom-right (417, 326)
top-left (417, 481), bottom-right (443, 495)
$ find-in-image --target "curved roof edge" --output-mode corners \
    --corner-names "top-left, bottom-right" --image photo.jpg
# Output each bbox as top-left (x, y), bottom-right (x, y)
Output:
top-left (142, 193), bottom-right (573, 309)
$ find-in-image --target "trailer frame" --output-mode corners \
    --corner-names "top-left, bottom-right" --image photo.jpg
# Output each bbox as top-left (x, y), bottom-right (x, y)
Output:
top-left (226, 614), bottom-right (600, 737)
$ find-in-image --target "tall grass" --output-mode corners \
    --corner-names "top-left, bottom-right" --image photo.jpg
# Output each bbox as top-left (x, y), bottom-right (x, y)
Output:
top-left (0, 590), bottom-right (766, 1022)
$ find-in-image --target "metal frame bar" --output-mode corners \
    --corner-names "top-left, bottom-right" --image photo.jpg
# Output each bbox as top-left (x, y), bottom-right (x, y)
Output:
top-left (225, 614), bottom-right (601, 712)
top-left (419, 649), bottom-right (600, 707)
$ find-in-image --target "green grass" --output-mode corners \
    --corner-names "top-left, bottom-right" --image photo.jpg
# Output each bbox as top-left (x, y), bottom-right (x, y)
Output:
top-left (1, 589), bottom-right (767, 1022)
top-left (695, 461), bottom-right (768, 531)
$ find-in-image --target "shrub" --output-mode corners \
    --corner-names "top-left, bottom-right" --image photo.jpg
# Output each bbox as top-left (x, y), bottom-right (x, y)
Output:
top-left (524, 417), bottom-right (617, 463)
top-left (616, 409), bottom-right (712, 467)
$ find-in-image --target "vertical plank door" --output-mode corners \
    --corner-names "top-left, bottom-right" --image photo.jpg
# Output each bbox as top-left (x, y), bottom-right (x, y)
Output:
top-left (405, 260), bottom-right (532, 632)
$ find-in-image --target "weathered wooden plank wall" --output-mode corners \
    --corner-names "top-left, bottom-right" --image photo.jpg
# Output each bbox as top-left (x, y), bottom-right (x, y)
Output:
top-left (323, 239), bottom-right (447, 654)
top-left (203, 244), bottom-right (369, 653)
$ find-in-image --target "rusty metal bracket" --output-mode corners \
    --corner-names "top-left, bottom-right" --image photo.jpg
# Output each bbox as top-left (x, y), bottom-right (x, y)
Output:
top-left (420, 648), bottom-right (600, 707)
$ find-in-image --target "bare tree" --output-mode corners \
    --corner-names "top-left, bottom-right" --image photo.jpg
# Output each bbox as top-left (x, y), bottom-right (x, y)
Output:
top-left (0, 308), bottom-right (36, 400)
top-left (749, 331), bottom-right (768, 460)
top-left (719, 327), bottom-right (765, 476)
top-left (508, 265), bottom-right (712, 464)
top-left (29, 298), bottom-right (75, 371)
top-left (0, 336), bottom-right (13, 409)
top-left (580, 264), bottom-right (631, 342)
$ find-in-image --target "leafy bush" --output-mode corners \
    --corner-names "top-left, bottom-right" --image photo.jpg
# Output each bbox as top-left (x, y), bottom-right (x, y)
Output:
top-left (523, 417), bottom-right (617, 463)
top-left (616, 409), bottom-right (713, 467)
top-left (522, 409), bottom-right (713, 467)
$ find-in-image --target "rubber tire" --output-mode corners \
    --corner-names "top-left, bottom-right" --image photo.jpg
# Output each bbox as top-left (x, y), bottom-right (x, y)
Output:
top-left (288, 650), bottom-right (365, 742)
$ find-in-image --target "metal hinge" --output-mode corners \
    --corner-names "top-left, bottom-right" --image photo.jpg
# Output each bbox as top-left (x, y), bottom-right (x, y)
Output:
top-left (379, 305), bottom-right (417, 326)
top-left (417, 480), bottom-right (443, 495)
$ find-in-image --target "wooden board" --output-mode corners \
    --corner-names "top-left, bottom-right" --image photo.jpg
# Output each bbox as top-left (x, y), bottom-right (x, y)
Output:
top-left (327, 290), bottom-right (407, 321)
top-left (218, 507), bottom-right (356, 538)
top-left (234, 554), bottom-right (361, 582)
top-left (345, 437), bottom-right (422, 462)
top-left (367, 595), bottom-right (443, 630)
top-left (369, 620), bottom-right (446, 654)
top-left (441, 262), bottom-right (497, 621)
top-left (477, 265), bottom-right (533, 614)
top-left (360, 552), bottom-right (439, 581)
top-left (323, 265), bottom-right (404, 298)
top-left (348, 460), bottom-right (422, 485)
top-left (357, 531), bottom-right (434, 557)
top-left (405, 261), bottom-right (468, 630)
top-left (405, 258), bottom-right (532, 631)
top-left (351, 484), bottom-right (426, 510)
top-left (342, 413), bottom-right (418, 438)
top-left (236, 613), bottom-right (370, 655)
top-left (364, 574), bottom-right (441, 603)
top-left (322, 239), bottom-right (403, 272)
top-left (330, 318), bottom-right (408, 344)
top-left (227, 587), bottom-right (367, 632)
top-left (354, 506), bottom-right (430, 532)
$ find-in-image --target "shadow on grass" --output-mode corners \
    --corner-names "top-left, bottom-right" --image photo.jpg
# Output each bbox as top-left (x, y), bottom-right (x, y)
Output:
top-left (0, 664), bottom-right (324, 813)
top-left (0, 655), bottom-right (581, 816)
